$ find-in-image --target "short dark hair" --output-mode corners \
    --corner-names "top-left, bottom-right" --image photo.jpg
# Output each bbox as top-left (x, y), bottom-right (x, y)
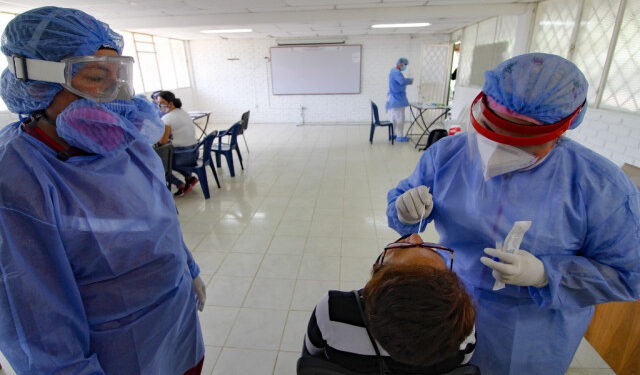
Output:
top-left (157, 90), bottom-right (182, 108)
top-left (362, 264), bottom-right (475, 367)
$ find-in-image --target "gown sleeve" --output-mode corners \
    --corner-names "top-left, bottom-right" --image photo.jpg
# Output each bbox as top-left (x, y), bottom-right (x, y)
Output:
top-left (0, 207), bottom-right (106, 375)
top-left (182, 239), bottom-right (200, 279)
top-left (531, 192), bottom-right (640, 308)
top-left (393, 71), bottom-right (412, 87)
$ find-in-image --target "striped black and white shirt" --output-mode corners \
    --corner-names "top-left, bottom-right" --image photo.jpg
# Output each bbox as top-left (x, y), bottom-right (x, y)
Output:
top-left (303, 290), bottom-right (476, 374)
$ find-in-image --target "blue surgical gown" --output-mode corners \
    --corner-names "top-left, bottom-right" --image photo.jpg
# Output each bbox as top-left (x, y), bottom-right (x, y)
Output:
top-left (0, 122), bottom-right (204, 374)
top-left (387, 134), bottom-right (640, 375)
top-left (386, 68), bottom-right (411, 110)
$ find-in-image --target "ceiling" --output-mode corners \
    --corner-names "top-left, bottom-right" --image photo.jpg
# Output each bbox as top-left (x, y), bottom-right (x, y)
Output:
top-left (0, 0), bottom-right (538, 40)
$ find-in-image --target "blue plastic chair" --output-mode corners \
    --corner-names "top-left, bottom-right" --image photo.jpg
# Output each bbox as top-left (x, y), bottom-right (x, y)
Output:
top-left (212, 122), bottom-right (244, 177)
top-left (173, 132), bottom-right (221, 199)
top-left (370, 101), bottom-right (394, 144)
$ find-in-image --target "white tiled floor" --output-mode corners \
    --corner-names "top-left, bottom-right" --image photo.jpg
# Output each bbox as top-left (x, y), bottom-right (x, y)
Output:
top-left (0, 123), bottom-right (615, 375)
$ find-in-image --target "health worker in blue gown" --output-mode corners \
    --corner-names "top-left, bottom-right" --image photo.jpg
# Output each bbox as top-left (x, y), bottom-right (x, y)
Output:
top-left (0, 7), bottom-right (207, 375)
top-left (386, 53), bottom-right (640, 375)
top-left (386, 57), bottom-right (414, 142)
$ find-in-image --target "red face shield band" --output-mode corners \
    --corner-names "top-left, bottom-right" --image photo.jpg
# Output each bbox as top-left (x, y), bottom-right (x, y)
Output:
top-left (470, 92), bottom-right (584, 146)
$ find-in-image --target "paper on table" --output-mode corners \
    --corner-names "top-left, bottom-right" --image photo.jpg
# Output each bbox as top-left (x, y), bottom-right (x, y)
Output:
top-left (492, 220), bottom-right (532, 291)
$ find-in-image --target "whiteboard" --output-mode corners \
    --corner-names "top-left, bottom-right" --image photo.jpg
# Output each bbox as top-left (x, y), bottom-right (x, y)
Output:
top-left (270, 45), bottom-right (361, 95)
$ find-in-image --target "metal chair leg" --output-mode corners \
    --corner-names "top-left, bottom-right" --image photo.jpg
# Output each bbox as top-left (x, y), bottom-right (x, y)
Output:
top-left (241, 133), bottom-right (249, 154)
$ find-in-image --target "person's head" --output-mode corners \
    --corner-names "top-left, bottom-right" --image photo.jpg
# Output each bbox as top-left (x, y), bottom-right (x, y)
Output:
top-left (472, 53), bottom-right (588, 156)
top-left (396, 57), bottom-right (409, 71)
top-left (363, 234), bottom-right (475, 368)
top-left (373, 233), bottom-right (450, 272)
top-left (0, 6), bottom-right (128, 119)
top-left (157, 91), bottom-right (182, 113)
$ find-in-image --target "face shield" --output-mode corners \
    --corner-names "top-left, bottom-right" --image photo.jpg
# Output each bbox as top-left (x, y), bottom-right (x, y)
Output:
top-left (469, 91), bottom-right (583, 147)
top-left (6, 55), bottom-right (135, 102)
top-left (467, 91), bottom-right (584, 180)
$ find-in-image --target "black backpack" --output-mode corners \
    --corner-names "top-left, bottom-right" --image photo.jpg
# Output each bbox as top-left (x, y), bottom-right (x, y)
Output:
top-left (424, 129), bottom-right (448, 150)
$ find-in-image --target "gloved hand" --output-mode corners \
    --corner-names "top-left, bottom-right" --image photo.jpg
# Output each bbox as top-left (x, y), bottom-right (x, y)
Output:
top-left (395, 186), bottom-right (433, 224)
top-left (480, 248), bottom-right (549, 288)
top-left (193, 276), bottom-right (207, 311)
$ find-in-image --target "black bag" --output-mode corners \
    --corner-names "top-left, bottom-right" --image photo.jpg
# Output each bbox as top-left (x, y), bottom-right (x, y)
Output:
top-left (424, 129), bottom-right (448, 150)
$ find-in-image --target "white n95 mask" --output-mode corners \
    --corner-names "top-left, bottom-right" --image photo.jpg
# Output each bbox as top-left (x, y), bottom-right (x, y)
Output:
top-left (475, 132), bottom-right (538, 180)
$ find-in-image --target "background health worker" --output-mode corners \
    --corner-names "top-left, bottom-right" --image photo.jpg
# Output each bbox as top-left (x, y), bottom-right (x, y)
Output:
top-left (386, 57), bottom-right (413, 142)
top-left (386, 53), bottom-right (640, 374)
top-left (0, 7), bottom-right (206, 374)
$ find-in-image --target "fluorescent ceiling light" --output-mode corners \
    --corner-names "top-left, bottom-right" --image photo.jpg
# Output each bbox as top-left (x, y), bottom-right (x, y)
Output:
top-left (200, 28), bottom-right (253, 34)
top-left (371, 23), bottom-right (430, 29)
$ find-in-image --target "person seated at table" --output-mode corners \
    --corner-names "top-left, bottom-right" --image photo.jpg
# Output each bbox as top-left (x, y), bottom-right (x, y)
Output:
top-left (303, 234), bottom-right (476, 374)
top-left (157, 90), bottom-right (199, 197)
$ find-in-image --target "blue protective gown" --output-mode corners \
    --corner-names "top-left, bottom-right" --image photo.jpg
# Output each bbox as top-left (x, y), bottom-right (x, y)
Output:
top-left (387, 134), bottom-right (640, 375)
top-left (0, 122), bottom-right (204, 375)
top-left (385, 68), bottom-right (412, 110)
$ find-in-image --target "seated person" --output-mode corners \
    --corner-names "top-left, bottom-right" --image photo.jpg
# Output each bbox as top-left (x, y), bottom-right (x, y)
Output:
top-left (303, 233), bottom-right (476, 374)
top-left (156, 90), bottom-right (199, 197)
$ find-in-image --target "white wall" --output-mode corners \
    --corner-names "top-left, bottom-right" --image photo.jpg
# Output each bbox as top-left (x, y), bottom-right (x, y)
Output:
top-left (188, 34), bottom-right (449, 126)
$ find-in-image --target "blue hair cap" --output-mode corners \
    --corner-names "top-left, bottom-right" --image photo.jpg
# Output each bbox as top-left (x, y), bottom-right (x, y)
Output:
top-left (0, 6), bottom-right (124, 115)
top-left (397, 57), bottom-right (409, 66)
top-left (483, 53), bottom-right (588, 129)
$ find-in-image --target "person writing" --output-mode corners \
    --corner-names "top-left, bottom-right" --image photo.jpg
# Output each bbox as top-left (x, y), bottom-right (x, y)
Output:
top-left (156, 90), bottom-right (199, 197)
top-left (0, 7), bottom-right (206, 374)
top-left (303, 234), bottom-right (477, 374)
top-left (386, 57), bottom-right (413, 142)
top-left (386, 53), bottom-right (640, 374)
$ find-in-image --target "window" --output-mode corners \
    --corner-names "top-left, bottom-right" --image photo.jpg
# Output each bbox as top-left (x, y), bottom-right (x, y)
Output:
top-left (457, 23), bottom-right (477, 87)
top-left (137, 52), bottom-right (163, 93)
top-left (572, 0), bottom-right (621, 105)
top-left (601, 0), bottom-right (640, 112)
top-left (116, 30), bottom-right (191, 94)
top-left (154, 37), bottom-right (178, 90)
top-left (119, 31), bottom-right (145, 95)
top-left (529, 0), bottom-right (640, 113)
top-left (530, 0), bottom-right (581, 58)
top-left (171, 39), bottom-right (191, 88)
top-left (457, 15), bottom-right (518, 88)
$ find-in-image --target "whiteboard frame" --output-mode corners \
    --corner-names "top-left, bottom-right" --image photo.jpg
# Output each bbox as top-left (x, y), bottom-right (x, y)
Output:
top-left (269, 44), bottom-right (362, 95)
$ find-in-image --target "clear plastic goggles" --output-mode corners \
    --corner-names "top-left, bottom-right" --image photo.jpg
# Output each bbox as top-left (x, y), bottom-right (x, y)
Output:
top-left (7, 55), bottom-right (135, 102)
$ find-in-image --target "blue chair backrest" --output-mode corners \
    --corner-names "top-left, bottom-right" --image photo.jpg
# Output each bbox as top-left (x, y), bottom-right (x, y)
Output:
top-left (199, 132), bottom-right (216, 164)
top-left (371, 101), bottom-right (381, 125)
top-left (224, 122), bottom-right (243, 147)
top-left (241, 111), bottom-right (250, 132)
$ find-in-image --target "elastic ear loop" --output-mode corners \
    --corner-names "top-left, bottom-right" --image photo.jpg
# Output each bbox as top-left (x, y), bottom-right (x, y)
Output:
top-left (353, 291), bottom-right (389, 375)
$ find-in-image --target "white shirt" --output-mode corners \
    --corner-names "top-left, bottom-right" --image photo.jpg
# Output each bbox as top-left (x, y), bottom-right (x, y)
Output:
top-left (162, 108), bottom-right (196, 147)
